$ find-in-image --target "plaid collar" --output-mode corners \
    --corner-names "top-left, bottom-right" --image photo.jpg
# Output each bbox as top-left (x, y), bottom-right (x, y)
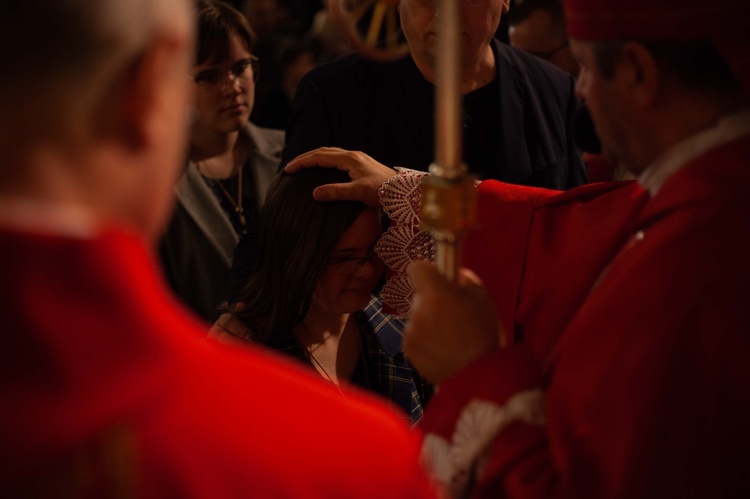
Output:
top-left (354, 296), bottom-right (407, 358)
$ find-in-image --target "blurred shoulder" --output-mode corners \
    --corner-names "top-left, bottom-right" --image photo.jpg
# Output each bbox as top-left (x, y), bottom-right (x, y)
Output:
top-left (169, 337), bottom-right (436, 496)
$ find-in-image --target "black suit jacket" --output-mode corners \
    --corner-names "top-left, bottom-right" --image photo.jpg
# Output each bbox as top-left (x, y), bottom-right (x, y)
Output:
top-left (283, 39), bottom-right (587, 189)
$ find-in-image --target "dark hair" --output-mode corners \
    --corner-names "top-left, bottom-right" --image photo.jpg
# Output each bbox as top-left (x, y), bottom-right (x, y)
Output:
top-left (593, 39), bottom-right (741, 93)
top-left (229, 168), bottom-right (367, 344)
top-left (196, 0), bottom-right (257, 65)
top-left (507, 0), bottom-right (565, 27)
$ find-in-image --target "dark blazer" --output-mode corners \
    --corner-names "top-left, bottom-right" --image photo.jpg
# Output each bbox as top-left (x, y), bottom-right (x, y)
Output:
top-left (283, 39), bottom-right (587, 190)
top-left (160, 123), bottom-right (284, 323)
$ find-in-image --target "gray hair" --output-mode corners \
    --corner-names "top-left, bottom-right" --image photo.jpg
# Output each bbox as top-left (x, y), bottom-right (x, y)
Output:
top-left (0, 0), bottom-right (191, 136)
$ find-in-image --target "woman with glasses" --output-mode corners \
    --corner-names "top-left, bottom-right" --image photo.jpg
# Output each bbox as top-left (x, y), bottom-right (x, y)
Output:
top-left (160, 0), bottom-right (284, 322)
top-left (211, 168), bottom-right (431, 426)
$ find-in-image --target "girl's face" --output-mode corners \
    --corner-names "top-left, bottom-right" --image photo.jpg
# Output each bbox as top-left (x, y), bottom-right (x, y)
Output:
top-left (190, 34), bottom-right (257, 137)
top-left (309, 209), bottom-right (385, 316)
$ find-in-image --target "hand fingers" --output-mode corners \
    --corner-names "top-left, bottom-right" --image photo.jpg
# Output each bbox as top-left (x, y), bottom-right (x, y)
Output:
top-left (457, 267), bottom-right (484, 288)
top-left (284, 147), bottom-right (354, 174)
top-left (312, 183), bottom-right (352, 202)
top-left (408, 261), bottom-right (484, 294)
top-left (284, 147), bottom-right (388, 205)
top-left (313, 182), bottom-right (379, 206)
top-left (404, 263), bottom-right (487, 385)
top-left (405, 261), bottom-right (502, 384)
top-left (407, 260), bottom-right (442, 295)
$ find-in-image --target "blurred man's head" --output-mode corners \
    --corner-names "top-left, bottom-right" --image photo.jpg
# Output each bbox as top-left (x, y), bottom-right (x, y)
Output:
top-left (0, 0), bottom-right (194, 240)
top-left (563, 0), bottom-right (750, 174)
top-left (508, 0), bottom-right (577, 76)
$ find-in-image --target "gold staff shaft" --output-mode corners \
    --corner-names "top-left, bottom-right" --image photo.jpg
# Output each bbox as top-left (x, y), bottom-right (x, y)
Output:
top-left (423, 0), bottom-right (477, 282)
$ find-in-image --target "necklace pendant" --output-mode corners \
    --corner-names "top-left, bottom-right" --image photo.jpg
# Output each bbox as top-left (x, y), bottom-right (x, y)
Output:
top-left (235, 207), bottom-right (247, 227)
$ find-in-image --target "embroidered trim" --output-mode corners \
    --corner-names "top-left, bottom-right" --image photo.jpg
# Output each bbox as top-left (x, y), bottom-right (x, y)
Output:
top-left (375, 167), bottom-right (436, 316)
top-left (420, 389), bottom-right (546, 498)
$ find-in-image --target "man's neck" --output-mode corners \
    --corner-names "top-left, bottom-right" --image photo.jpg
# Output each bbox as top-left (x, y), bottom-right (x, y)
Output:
top-left (638, 105), bottom-right (750, 196)
top-left (632, 90), bottom-right (750, 175)
top-left (413, 44), bottom-right (497, 95)
top-left (0, 196), bottom-right (102, 237)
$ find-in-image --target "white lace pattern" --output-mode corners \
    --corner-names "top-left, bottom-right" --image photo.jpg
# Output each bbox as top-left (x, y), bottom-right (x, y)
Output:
top-left (420, 390), bottom-right (546, 499)
top-left (374, 167), bottom-right (436, 316)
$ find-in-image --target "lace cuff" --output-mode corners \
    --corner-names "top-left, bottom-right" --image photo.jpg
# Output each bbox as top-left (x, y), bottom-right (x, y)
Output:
top-left (420, 390), bottom-right (546, 498)
top-left (374, 167), bottom-right (436, 317)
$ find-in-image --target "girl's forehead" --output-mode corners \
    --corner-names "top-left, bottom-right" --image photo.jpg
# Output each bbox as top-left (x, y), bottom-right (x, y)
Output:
top-left (333, 210), bottom-right (382, 251)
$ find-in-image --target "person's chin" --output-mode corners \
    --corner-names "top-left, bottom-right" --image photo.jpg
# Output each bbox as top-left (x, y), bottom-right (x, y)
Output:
top-left (217, 116), bottom-right (249, 133)
top-left (343, 289), bottom-right (373, 310)
top-left (220, 104), bottom-right (249, 119)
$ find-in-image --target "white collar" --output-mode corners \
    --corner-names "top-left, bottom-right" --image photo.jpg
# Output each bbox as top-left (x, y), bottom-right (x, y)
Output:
top-left (639, 107), bottom-right (750, 196)
top-left (0, 198), bottom-right (101, 238)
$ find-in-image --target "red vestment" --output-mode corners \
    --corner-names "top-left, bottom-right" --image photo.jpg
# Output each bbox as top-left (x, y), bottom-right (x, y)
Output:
top-left (0, 226), bottom-right (437, 497)
top-left (421, 134), bottom-right (750, 497)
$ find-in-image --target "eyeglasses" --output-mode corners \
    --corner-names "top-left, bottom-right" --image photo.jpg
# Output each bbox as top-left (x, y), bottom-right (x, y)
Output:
top-left (327, 251), bottom-right (379, 275)
top-left (192, 57), bottom-right (260, 87)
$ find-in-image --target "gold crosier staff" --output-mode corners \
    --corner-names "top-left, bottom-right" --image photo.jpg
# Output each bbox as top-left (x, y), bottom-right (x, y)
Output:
top-left (329, 0), bottom-right (477, 281)
top-left (422, 0), bottom-right (477, 281)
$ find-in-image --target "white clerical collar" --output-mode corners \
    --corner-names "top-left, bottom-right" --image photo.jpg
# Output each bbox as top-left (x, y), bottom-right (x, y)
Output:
top-left (0, 197), bottom-right (101, 238)
top-left (639, 107), bottom-right (750, 196)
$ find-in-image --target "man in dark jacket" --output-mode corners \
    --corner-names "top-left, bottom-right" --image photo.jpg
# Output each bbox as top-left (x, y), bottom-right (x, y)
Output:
top-left (283, 0), bottom-right (587, 189)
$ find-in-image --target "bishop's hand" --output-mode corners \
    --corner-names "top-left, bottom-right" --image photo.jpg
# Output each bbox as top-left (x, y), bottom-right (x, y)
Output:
top-left (404, 260), bottom-right (504, 385)
top-left (285, 147), bottom-right (397, 207)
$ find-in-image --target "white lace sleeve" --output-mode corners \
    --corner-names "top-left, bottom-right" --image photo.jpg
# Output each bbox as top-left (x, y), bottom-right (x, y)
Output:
top-left (374, 167), bottom-right (436, 317)
top-left (420, 390), bottom-right (547, 499)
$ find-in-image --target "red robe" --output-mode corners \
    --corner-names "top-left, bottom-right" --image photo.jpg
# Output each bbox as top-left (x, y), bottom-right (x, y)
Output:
top-left (0, 226), bottom-right (437, 498)
top-left (421, 135), bottom-right (750, 497)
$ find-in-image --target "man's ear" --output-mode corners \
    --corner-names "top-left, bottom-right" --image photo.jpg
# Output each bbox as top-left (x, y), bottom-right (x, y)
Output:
top-left (501, 0), bottom-right (511, 14)
top-left (117, 34), bottom-right (190, 151)
top-left (619, 41), bottom-right (660, 108)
